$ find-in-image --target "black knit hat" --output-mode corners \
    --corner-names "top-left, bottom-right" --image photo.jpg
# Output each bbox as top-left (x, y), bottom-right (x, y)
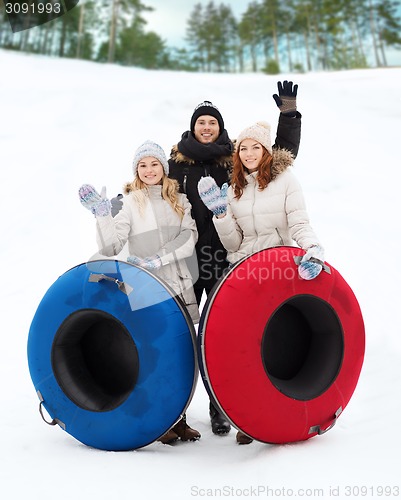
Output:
top-left (190, 101), bottom-right (224, 134)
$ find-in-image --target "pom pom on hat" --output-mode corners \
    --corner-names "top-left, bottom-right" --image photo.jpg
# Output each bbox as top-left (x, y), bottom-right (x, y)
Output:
top-left (132, 140), bottom-right (169, 177)
top-left (236, 121), bottom-right (272, 154)
top-left (190, 100), bottom-right (224, 134)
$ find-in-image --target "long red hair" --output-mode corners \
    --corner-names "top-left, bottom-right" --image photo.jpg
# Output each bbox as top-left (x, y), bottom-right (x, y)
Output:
top-left (232, 146), bottom-right (273, 199)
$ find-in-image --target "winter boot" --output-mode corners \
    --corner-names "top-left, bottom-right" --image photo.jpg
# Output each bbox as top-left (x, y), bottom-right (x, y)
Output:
top-left (236, 431), bottom-right (253, 445)
top-left (157, 429), bottom-right (179, 445)
top-left (172, 414), bottom-right (201, 441)
top-left (209, 401), bottom-right (231, 435)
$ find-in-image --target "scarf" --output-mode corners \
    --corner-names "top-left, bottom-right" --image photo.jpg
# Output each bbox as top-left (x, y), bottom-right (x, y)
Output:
top-left (177, 129), bottom-right (234, 163)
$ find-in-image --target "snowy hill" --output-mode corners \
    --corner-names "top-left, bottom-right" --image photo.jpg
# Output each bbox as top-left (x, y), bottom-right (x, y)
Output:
top-left (1, 49), bottom-right (400, 500)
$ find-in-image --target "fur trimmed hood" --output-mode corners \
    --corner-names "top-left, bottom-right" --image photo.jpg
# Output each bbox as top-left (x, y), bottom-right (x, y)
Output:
top-left (170, 144), bottom-right (233, 170)
top-left (124, 182), bottom-right (134, 195)
top-left (170, 143), bottom-right (294, 177)
top-left (269, 147), bottom-right (295, 181)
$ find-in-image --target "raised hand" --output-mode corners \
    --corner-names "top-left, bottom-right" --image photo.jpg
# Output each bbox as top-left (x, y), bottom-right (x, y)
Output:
top-left (111, 193), bottom-right (123, 217)
top-left (272, 80), bottom-right (298, 116)
top-left (78, 184), bottom-right (111, 217)
top-left (197, 177), bottom-right (228, 217)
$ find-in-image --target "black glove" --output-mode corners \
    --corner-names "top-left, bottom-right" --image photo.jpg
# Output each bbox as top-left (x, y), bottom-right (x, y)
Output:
top-left (272, 80), bottom-right (298, 117)
top-left (111, 193), bottom-right (123, 217)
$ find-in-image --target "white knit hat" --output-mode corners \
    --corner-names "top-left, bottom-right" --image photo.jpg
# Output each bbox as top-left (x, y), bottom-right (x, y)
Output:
top-left (132, 140), bottom-right (169, 176)
top-left (236, 121), bottom-right (272, 154)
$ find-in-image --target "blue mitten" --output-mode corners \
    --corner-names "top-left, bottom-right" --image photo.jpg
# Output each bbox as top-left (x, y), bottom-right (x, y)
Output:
top-left (220, 182), bottom-right (228, 200)
top-left (143, 255), bottom-right (162, 270)
top-left (298, 245), bottom-right (324, 280)
top-left (79, 184), bottom-right (111, 217)
top-left (197, 177), bottom-right (228, 217)
top-left (127, 255), bottom-right (162, 271)
top-left (127, 255), bottom-right (144, 267)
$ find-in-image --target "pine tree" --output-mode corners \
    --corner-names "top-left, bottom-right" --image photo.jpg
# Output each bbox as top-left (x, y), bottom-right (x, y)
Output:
top-left (293, 0), bottom-right (314, 71)
top-left (238, 2), bottom-right (263, 72)
top-left (104, 0), bottom-right (153, 63)
top-left (260, 0), bottom-right (281, 67)
top-left (115, 16), bottom-right (167, 68)
top-left (376, 0), bottom-right (401, 65)
top-left (185, 3), bottom-right (207, 71)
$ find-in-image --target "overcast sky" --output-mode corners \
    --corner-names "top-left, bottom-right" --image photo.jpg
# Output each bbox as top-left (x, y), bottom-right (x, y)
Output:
top-left (142, 0), bottom-right (248, 48)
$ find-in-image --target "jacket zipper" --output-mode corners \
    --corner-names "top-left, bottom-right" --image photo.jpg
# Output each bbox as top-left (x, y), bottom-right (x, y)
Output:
top-left (251, 179), bottom-right (257, 254)
top-left (275, 227), bottom-right (284, 245)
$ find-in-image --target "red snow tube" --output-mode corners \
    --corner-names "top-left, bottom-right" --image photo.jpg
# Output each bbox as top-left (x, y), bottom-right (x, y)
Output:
top-left (198, 246), bottom-right (365, 444)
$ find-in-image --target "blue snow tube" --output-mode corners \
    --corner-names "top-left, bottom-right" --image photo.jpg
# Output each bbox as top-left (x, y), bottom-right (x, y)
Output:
top-left (27, 260), bottom-right (197, 451)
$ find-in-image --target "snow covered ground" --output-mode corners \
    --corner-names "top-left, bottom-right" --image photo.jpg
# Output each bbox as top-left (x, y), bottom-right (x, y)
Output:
top-left (1, 49), bottom-right (400, 499)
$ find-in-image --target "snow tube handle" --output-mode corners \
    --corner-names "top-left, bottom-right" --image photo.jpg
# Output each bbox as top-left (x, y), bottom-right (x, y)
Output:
top-left (88, 273), bottom-right (133, 295)
top-left (37, 391), bottom-right (66, 430)
top-left (309, 407), bottom-right (342, 435)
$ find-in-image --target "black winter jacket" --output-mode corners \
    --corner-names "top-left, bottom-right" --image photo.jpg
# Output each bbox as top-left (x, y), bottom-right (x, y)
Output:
top-left (168, 112), bottom-right (302, 289)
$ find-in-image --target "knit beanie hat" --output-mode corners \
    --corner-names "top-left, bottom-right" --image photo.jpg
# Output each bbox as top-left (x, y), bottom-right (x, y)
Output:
top-left (236, 121), bottom-right (272, 154)
top-left (190, 100), bottom-right (224, 134)
top-left (132, 140), bottom-right (169, 176)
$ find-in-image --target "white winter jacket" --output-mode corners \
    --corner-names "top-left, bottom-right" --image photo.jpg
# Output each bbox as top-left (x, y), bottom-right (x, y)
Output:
top-left (213, 149), bottom-right (320, 264)
top-left (95, 185), bottom-right (200, 323)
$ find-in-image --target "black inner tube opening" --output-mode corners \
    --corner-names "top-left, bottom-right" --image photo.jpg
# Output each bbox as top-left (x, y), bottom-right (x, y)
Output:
top-left (52, 309), bottom-right (139, 412)
top-left (262, 295), bottom-right (344, 400)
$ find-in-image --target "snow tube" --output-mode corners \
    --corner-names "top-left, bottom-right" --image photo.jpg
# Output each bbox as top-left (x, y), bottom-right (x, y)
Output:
top-left (198, 246), bottom-right (365, 444)
top-left (28, 260), bottom-right (197, 451)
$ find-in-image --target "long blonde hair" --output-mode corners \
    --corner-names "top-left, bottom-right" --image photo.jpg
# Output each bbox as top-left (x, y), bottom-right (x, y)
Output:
top-left (124, 175), bottom-right (185, 218)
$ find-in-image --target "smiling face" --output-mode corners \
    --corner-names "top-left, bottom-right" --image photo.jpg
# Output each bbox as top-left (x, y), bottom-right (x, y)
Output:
top-left (193, 115), bottom-right (220, 144)
top-left (136, 157), bottom-right (164, 185)
top-left (238, 139), bottom-right (264, 173)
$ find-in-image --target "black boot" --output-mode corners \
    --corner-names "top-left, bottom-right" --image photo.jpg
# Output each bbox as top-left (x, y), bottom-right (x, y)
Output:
top-left (209, 401), bottom-right (231, 435)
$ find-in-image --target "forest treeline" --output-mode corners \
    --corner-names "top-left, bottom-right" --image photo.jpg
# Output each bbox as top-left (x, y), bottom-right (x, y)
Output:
top-left (0, 0), bottom-right (400, 72)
